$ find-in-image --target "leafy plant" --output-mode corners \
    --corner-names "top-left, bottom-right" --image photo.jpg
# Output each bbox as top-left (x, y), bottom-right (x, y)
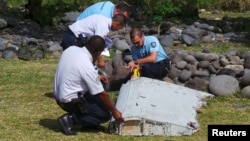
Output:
top-left (152, 0), bottom-right (180, 23)
top-left (197, 0), bottom-right (218, 9)
top-left (6, 0), bottom-right (102, 26)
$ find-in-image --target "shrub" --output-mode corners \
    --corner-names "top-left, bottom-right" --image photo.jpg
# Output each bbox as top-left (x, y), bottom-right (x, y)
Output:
top-left (218, 0), bottom-right (250, 12)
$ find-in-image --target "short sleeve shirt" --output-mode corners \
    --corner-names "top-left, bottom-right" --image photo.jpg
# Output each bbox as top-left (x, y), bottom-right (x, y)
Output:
top-left (69, 14), bottom-right (111, 39)
top-left (53, 46), bottom-right (104, 103)
top-left (77, 1), bottom-right (114, 21)
top-left (131, 36), bottom-right (168, 62)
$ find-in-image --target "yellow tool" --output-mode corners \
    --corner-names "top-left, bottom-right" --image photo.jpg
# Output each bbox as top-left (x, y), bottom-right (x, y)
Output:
top-left (132, 68), bottom-right (140, 78)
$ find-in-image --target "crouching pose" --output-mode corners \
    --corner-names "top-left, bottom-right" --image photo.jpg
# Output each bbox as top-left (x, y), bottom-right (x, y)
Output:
top-left (54, 35), bottom-right (123, 135)
top-left (127, 27), bottom-right (170, 80)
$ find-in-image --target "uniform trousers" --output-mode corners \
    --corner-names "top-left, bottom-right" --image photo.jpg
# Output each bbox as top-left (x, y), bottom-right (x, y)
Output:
top-left (61, 28), bottom-right (87, 51)
top-left (57, 92), bottom-right (111, 127)
top-left (141, 58), bottom-right (170, 80)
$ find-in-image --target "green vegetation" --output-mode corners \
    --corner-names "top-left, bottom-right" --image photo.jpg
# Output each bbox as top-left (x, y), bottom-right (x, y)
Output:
top-left (6, 0), bottom-right (250, 25)
top-left (199, 11), bottom-right (250, 19)
top-left (174, 42), bottom-right (250, 53)
top-left (151, 1), bottom-right (180, 23)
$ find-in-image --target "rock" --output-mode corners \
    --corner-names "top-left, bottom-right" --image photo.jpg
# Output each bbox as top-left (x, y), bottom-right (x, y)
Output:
top-left (62, 12), bottom-right (80, 22)
top-left (244, 55), bottom-right (250, 69)
top-left (241, 86), bottom-right (250, 98)
top-left (2, 47), bottom-right (17, 59)
top-left (192, 52), bottom-right (219, 61)
top-left (200, 34), bottom-right (213, 43)
top-left (179, 69), bottom-right (192, 82)
top-left (18, 44), bottom-right (46, 60)
top-left (197, 61), bottom-right (210, 69)
top-left (112, 38), bottom-right (130, 51)
top-left (0, 18), bottom-right (7, 29)
top-left (176, 61), bottom-right (187, 69)
top-left (209, 75), bottom-right (239, 96)
top-left (184, 55), bottom-right (197, 65)
top-left (185, 77), bottom-right (209, 91)
top-left (168, 64), bottom-right (180, 79)
top-left (181, 34), bottom-right (195, 45)
top-left (159, 35), bottom-right (173, 47)
top-left (239, 71), bottom-right (250, 87)
top-left (0, 37), bottom-right (6, 51)
top-left (48, 42), bottom-right (62, 52)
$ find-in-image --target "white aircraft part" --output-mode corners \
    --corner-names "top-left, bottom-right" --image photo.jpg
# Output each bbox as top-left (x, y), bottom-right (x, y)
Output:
top-left (109, 77), bottom-right (214, 136)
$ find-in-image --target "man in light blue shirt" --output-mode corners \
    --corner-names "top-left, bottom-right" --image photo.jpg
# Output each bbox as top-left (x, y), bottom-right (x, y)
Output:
top-left (77, 1), bottom-right (130, 21)
top-left (127, 27), bottom-right (170, 80)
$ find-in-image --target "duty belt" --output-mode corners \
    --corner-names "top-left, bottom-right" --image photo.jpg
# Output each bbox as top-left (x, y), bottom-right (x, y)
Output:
top-left (159, 58), bottom-right (171, 70)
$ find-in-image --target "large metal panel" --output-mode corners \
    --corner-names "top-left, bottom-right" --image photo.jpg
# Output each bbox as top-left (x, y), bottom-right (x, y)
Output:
top-left (109, 77), bottom-right (214, 136)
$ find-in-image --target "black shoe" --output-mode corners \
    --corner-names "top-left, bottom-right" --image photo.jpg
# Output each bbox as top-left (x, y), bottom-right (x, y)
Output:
top-left (57, 113), bottom-right (77, 135)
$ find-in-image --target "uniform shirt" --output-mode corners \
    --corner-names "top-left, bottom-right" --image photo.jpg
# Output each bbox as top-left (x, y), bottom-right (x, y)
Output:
top-left (69, 14), bottom-right (111, 39)
top-left (131, 36), bottom-right (168, 62)
top-left (77, 1), bottom-right (114, 21)
top-left (54, 46), bottom-right (104, 103)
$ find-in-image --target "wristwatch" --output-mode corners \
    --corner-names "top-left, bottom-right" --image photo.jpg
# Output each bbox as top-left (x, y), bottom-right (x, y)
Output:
top-left (134, 60), bottom-right (138, 65)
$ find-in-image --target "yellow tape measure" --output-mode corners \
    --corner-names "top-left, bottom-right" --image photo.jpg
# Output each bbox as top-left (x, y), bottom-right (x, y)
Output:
top-left (132, 68), bottom-right (140, 78)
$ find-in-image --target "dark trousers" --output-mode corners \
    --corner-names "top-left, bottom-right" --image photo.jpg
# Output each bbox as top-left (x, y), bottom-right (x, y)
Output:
top-left (57, 92), bottom-right (111, 127)
top-left (141, 58), bottom-right (170, 80)
top-left (121, 59), bottom-right (170, 85)
top-left (61, 28), bottom-right (87, 51)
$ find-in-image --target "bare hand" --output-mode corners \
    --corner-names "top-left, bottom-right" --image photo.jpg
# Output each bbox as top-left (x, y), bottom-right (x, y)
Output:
top-left (99, 74), bottom-right (108, 84)
top-left (127, 61), bottom-right (139, 72)
top-left (97, 59), bottom-right (106, 68)
top-left (112, 110), bottom-right (124, 122)
top-left (127, 61), bottom-right (135, 72)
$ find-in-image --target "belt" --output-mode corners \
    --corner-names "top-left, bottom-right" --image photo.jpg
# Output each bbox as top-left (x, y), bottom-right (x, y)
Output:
top-left (56, 92), bottom-right (84, 104)
top-left (56, 92), bottom-right (87, 114)
top-left (159, 58), bottom-right (170, 70)
top-left (67, 28), bottom-right (88, 46)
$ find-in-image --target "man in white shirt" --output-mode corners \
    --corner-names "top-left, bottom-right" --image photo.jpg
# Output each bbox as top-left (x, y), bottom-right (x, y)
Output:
top-left (54, 35), bottom-right (123, 135)
top-left (61, 14), bottom-right (126, 68)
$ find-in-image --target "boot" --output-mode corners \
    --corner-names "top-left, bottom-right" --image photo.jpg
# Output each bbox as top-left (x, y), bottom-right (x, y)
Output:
top-left (57, 113), bottom-right (77, 135)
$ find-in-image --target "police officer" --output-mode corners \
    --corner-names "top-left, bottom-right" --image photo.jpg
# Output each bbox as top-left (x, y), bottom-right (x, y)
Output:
top-left (54, 35), bottom-right (124, 135)
top-left (77, 1), bottom-right (130, 20)
top-left (61, 14), bottom-right (126, 68)
top-left (127, 27), bottom-right (170, 80)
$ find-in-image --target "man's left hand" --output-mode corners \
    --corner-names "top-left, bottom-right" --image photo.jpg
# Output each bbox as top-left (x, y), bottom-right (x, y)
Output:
top-left (99, 74), bottom-right (108, 84)
top-left (98, 60), bottom-right (106, 68)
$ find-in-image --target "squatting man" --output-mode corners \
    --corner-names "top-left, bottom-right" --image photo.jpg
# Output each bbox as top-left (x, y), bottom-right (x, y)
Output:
top-left (54, 35), bottom-right (123, 135)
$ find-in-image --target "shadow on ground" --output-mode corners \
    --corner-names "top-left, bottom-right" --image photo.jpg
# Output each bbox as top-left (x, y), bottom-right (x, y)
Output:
top-left (39, 118), bottom-right (110, 135)
top-left (44, 92), bottom-right (54, 98)
top-left (39, 118), bottom-right (61, 133)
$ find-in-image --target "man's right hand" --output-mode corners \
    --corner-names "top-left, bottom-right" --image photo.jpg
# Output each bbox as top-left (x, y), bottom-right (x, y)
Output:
top-left (98, 91), bottom-right (124, 122)
top-left (112, 109), bottom-right (124, 122)
top-left (127, 61), bottom-right (136, 72)
top-left (97, 60), bottom-right (106, 68)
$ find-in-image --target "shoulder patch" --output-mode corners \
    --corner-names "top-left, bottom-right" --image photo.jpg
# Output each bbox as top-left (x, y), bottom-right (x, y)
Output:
top-left (151, 42), bottom-right (156, 48)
